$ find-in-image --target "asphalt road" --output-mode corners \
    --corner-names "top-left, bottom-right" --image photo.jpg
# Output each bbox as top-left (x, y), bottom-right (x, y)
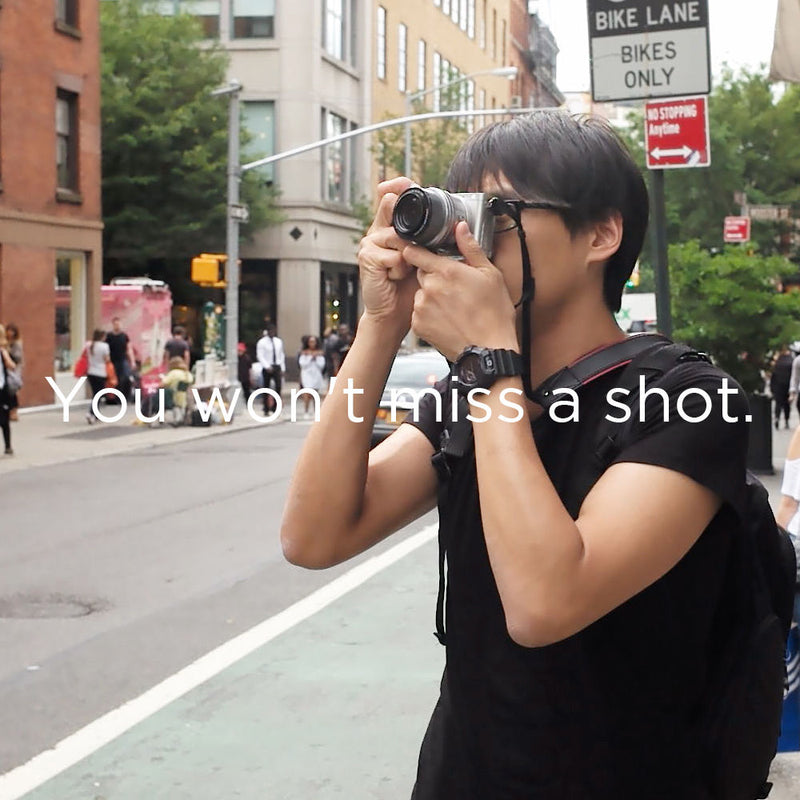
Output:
top-left (0, 422), bottom-right (442, 798)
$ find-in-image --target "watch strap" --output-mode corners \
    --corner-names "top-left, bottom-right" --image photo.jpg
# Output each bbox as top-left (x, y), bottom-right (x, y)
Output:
top-left (492, 348), bottom-right (524, 378)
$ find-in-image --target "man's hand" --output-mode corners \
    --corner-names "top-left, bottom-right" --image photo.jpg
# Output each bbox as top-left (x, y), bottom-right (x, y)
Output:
top-left (405, 222), bottom-right (519, 360)
top-left (356, 177), bottom-right (419, 338)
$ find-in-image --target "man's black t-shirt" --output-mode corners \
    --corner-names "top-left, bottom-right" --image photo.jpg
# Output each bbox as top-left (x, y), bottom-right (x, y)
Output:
top-left (105, 331), bottom-right (129, 365)
top-left (405, 360), bottom-right (749, 800)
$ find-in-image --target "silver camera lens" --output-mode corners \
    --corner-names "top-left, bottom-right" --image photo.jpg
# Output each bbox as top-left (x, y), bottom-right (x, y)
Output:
top-left (392, 187), bottom-right (494, 257)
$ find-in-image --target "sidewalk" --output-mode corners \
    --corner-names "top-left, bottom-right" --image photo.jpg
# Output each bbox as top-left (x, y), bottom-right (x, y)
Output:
top-left (0, 387), bottom-right (301, 475)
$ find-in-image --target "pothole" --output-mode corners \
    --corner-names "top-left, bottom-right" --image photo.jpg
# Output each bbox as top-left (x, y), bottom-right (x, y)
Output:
top-left (0, 593), bottom-right (109, 619)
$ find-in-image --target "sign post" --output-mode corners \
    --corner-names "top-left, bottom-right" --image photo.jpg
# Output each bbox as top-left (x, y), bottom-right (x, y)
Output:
top-left (586, 2), bottom-right (712, 340)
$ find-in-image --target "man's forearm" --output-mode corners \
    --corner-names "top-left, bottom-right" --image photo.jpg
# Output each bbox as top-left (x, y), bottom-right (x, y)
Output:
top-left (281, 315), bottom-right (406, 559)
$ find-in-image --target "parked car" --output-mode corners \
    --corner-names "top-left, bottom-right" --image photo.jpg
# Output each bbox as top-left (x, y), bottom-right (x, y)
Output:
top-left (371, 349), bottom-right (450, 446)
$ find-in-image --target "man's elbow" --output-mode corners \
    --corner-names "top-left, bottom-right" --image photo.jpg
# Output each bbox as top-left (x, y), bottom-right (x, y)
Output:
top-left (280, 524), bottom-right (336, 570)
top-left (505, 605), bottom-right (576, 649)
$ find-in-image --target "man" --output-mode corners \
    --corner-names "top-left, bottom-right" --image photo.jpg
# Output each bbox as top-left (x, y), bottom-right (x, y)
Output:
top-left (256, 323), bottom-right (285, 414)
top-left (323, 323), bottom-right (351, 377)
top-left (770, 345), bottom-right (794, 428)
top-left (281, 112), bottom-right (749, 797)
top-left (105, 317), bottom-right (136, 400)
top-left (163, 326), bottom-right (190, 366)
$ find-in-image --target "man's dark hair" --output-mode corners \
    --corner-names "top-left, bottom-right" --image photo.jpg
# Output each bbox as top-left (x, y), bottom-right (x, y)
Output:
top-left (445, 111), bottom-right (649, 313)
top-left (172, 325), bottom-right (185, 337)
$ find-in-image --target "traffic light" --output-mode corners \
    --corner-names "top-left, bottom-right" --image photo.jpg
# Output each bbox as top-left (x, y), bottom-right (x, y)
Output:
top-left (191, 253), bottom-right (227, 287)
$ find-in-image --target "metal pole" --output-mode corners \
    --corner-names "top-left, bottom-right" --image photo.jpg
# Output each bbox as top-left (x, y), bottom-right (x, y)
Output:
top-left (650, 168), bottom-right (672, 338)
top-left (241, 105), bottom-right (537, 173)
top-left (222, 80), bottom-right (242, 385)
top-left (404, 93), bottom-right (412, 178)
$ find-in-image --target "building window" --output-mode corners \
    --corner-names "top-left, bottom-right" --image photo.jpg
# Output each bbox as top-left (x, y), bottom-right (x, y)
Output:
top-left (242, 101), bottom-right (275, 183)
top-left (443, 0), bottom-right (451, 17)
top-left (502, 18), bottom-right (507, 65)
top-left (55, 252), bottom-right (87, 373)
top-left (322, 110), bottom-right (350, 204)
top-left (55, 0), bottom-right (78, 28)
top-left (432, 52), bottom-right (441, 111)
top-left (155, 1), bottom-right (220, 38)
top-left (398, 24), bottom-right (407, 92)
top-left (479, 0), bottom-right (486, 49)
top-left (376, 7), bottom-right (387, 80)
top-left (459, 0), bottom-right (467, 31)
top-left (232, 0), bottom-right (274, 38)
top-left (450, 0), bottom-right (459, 25)
top-left (467, 0), bottom-right (475, 38)
top-left (492, 9), bottom-right (497, 60)
top-left (417, 39), bottom-right (426, 92)
top-left (56, 90), bottom-right (78, 194)
top-left (324, 0), bottom-right (344, 60)
top-left (433, 0), bottom-right (441, 7)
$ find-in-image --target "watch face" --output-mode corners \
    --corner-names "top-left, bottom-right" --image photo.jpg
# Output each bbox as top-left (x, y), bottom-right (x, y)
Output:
top-left (458, 352), bottom-right (483, 388)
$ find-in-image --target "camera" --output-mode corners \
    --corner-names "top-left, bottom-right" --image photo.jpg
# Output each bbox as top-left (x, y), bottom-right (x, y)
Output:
top-left (391, 187), bottom-right (495, 259)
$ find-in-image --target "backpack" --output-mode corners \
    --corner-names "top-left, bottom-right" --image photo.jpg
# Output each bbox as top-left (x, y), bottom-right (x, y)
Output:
top-left (588, 337), bottom-right (797, 800)
top-left (433, 334), bottom-right (797, 800)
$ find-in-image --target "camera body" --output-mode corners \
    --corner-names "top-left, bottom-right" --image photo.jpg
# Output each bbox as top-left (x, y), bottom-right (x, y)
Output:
top-left (391, 186), bottom-right (495, 259)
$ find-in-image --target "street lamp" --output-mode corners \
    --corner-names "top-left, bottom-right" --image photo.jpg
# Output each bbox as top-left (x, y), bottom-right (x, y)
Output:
top-left (403, 65), bottom-right (518, 178)
top-left (211, 78), bottom-right (243, 386)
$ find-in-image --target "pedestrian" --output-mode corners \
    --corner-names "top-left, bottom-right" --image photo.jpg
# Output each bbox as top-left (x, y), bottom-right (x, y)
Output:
top-left (4, 323), bottom-right (23, 421)
top-left (237, 342), bottom-right (253, 401)
top-left (163, 325), bottom-right (191, 367)
top-left (85, 329), bottom-right (110, 424)
top-left (0, 324), bottom-right (19, 454)
top-left (297, 335), bottom-right (326, 419)
top-left (776, 428), bottom-right (800, 625)
top-left (159, 355), bottom-right (194, 426)
top-left (105, 316), bottom-right (136, 401)
top-left (324, 323), bottom-right (351, 377)
top-left (256, 323), bottom-right (285, 414)
top-left (281, 111), bottom-right (760, 797)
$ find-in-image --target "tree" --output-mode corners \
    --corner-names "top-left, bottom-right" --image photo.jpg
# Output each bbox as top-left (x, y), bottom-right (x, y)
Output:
top-left (669, 240), bottom-right (800, 393)
top-left (619, 69), bottom-right (800, 270)
top-left (100, 0), bottom-right (279, 280)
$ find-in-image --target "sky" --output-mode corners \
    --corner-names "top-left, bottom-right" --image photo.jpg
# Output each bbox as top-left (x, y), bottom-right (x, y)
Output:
top-left (532, 0), bottom-right (781, 93)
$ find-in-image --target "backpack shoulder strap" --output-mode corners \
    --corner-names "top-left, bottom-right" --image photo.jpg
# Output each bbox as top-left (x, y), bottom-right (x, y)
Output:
top-left (593, 341), bottom-right (710, 468)
top-left (530, 334), bottom-right (670, 409)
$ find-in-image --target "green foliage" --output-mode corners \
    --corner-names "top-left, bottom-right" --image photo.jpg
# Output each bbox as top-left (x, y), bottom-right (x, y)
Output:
top-left (619, 69), bottom-right (800, 266)
top-left (669, 240), bottom-right (800, 392)
top-left (374, 92), bottom-right (472, 187)
top-left (100, 0), bottom-right (279, 274)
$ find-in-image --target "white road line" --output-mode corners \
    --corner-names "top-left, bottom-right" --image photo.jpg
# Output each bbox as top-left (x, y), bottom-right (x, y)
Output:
top-left (0, 524), bottom-right (438, 800)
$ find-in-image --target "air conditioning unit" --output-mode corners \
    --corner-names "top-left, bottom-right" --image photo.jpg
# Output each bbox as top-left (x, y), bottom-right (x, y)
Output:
top-left (509, 95), bottom-right (523, 109)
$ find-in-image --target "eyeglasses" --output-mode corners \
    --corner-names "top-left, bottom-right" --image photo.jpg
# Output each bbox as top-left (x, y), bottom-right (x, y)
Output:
top-left (487, 197), bottom-right (572, 233)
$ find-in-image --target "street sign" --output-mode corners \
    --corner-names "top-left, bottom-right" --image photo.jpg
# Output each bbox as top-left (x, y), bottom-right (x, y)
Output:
top-left (230, 203), bottom-right (250, 223)
top-left (644, 95), bottom-right (710, 169)
top-left (587, 0), bottom-right (711, 102)
top-left (724, 216), bottom-right (751, 243)
top-left (747, 205), bottom-right (791, 222)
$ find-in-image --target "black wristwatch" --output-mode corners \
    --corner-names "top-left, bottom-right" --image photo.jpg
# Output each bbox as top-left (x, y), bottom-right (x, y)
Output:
top-left (452, 346), bottom-right (524, 394)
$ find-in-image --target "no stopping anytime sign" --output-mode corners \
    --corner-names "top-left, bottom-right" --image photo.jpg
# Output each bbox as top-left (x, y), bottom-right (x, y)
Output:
top-left (588, 0), bottom-right (711, 102)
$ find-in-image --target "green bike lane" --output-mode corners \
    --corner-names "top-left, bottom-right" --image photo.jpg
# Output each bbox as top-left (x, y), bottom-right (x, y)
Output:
top-left (10, 528), bottom-right (444, 800)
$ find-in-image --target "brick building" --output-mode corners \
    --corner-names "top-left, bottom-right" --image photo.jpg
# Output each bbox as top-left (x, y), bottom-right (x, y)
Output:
top-left (0, 0), bottom-right (102, 407)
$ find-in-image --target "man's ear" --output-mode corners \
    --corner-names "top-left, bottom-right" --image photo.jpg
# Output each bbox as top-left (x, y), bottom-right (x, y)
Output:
top-left (587, 213), bottom-right (623, 267)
